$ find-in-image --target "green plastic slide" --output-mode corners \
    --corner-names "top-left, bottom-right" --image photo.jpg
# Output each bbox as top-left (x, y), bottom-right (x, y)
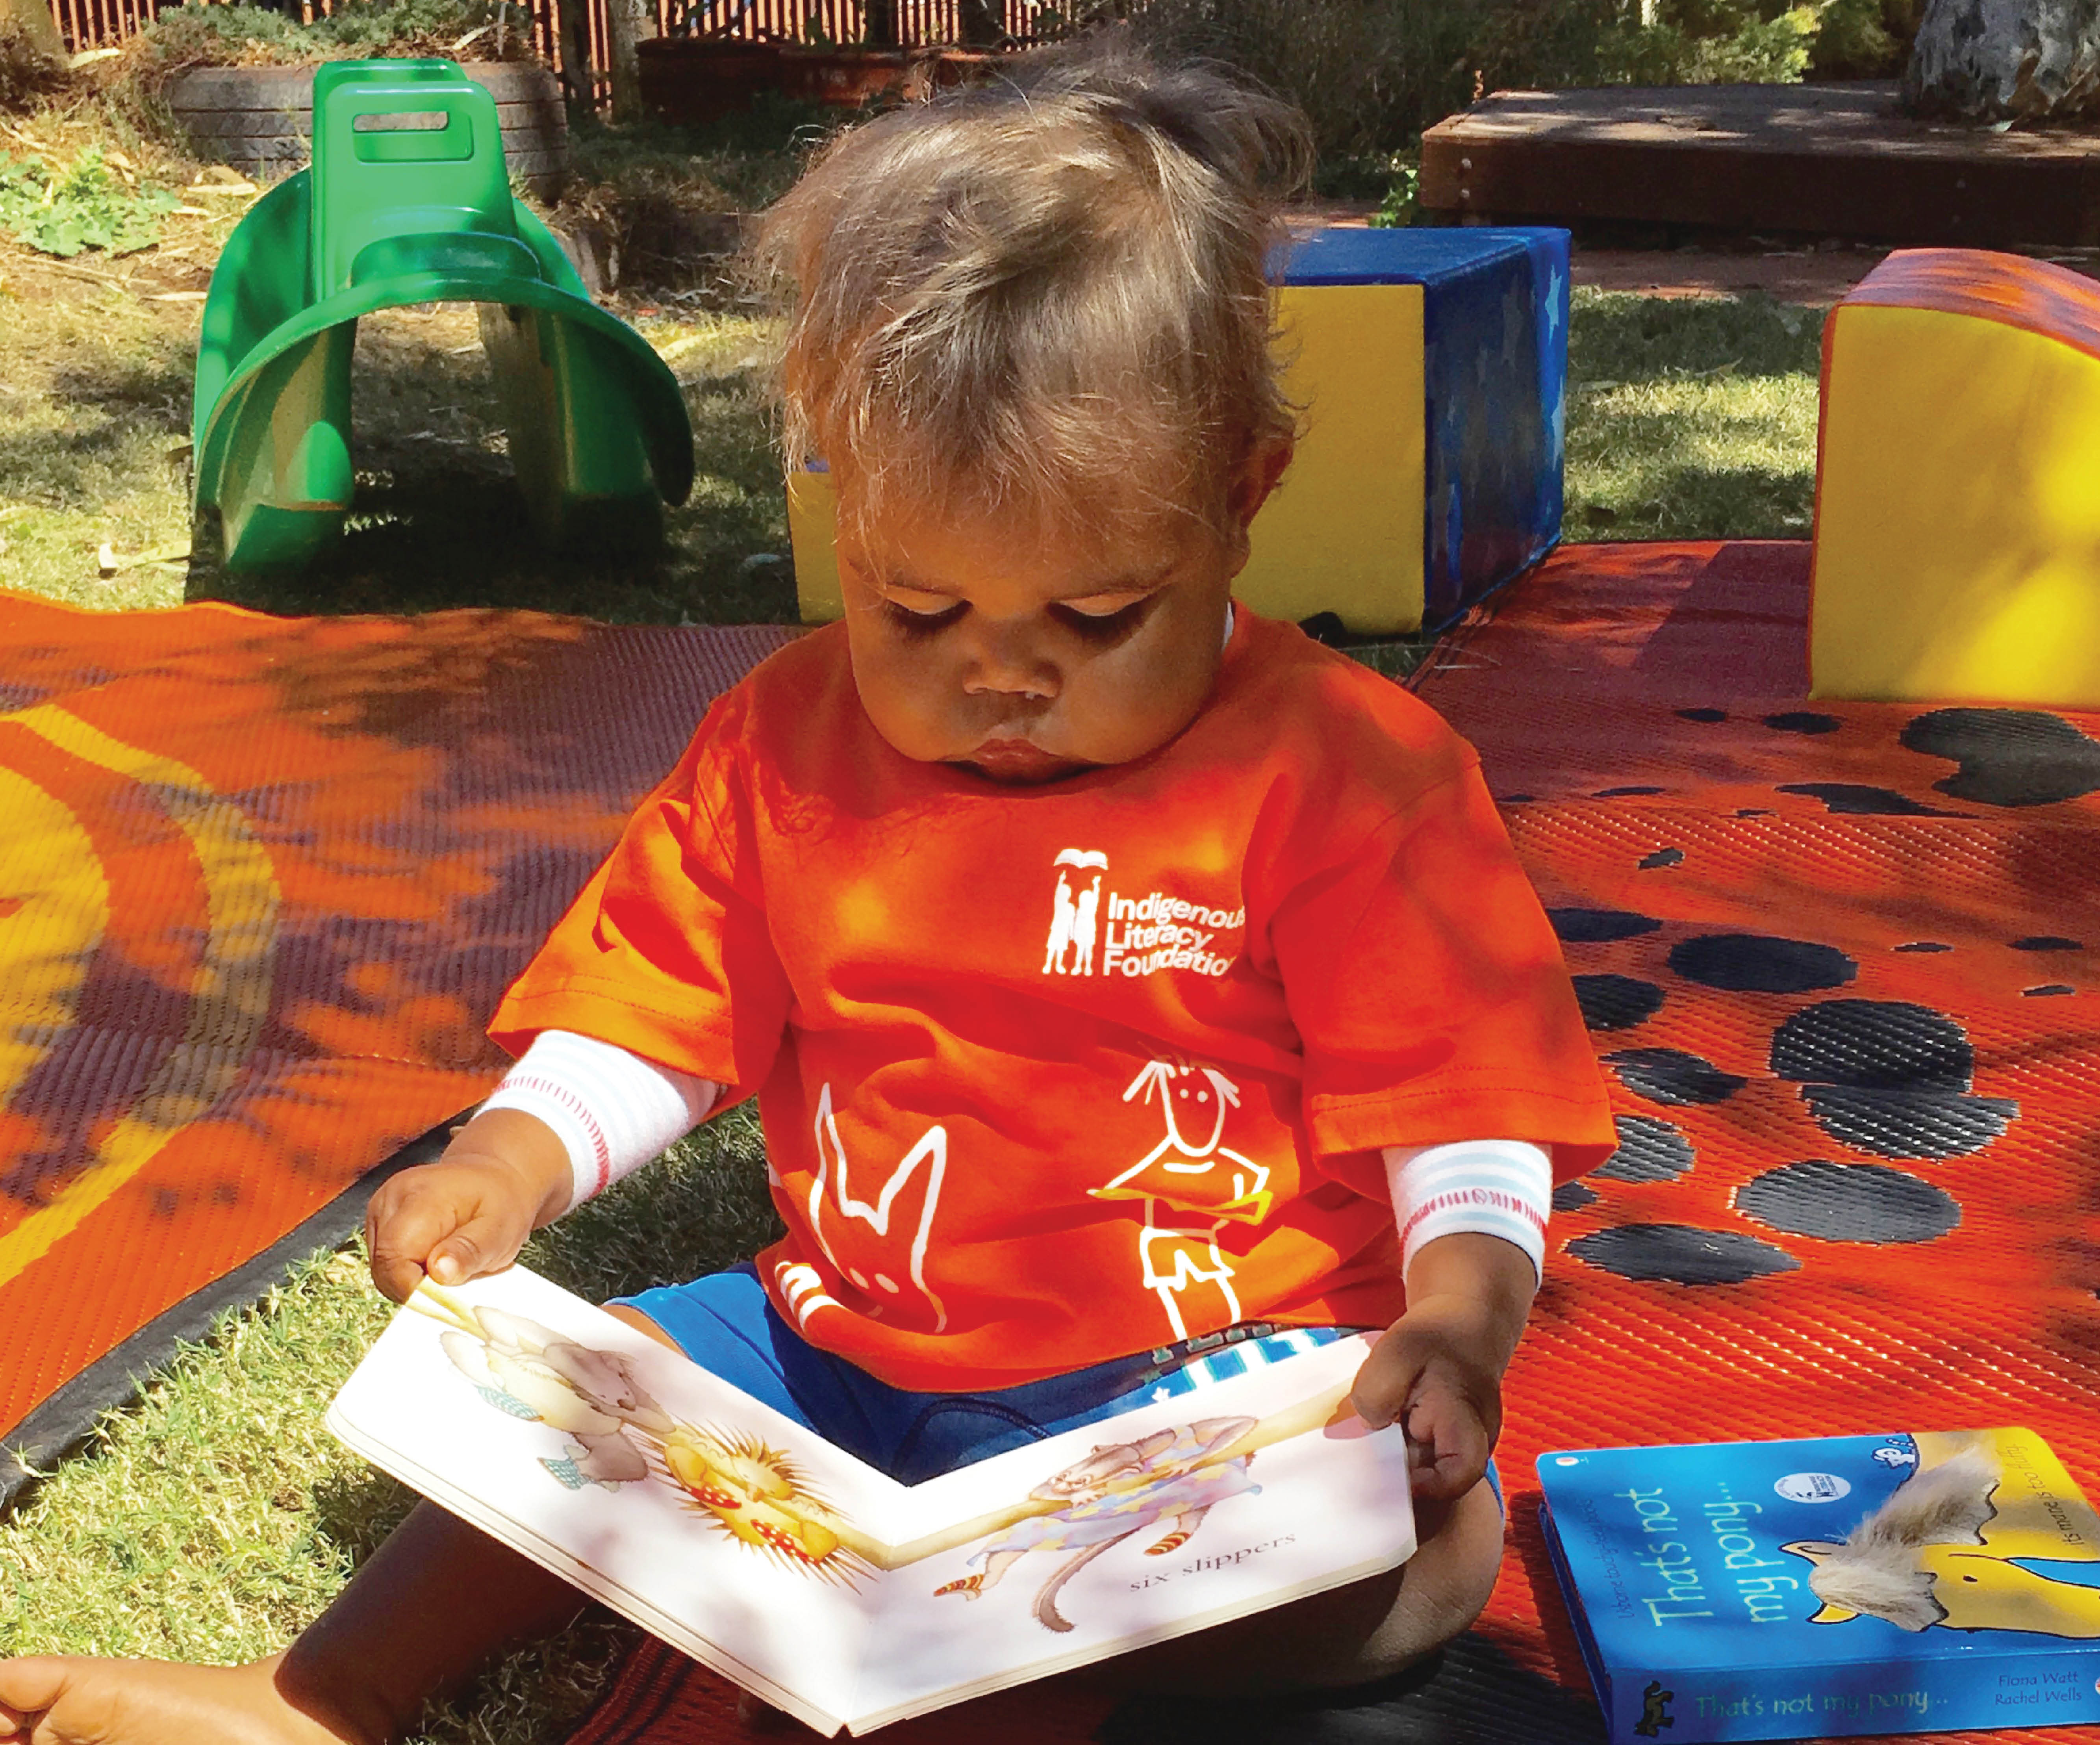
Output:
top-left (193, 59), bottom-right (694, 573)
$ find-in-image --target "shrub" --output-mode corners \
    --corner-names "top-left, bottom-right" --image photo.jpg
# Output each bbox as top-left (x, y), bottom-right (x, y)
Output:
top-left (0, 141), bottom-right (180, 254)
top-left (134, 0), bottom-right (541, 72)
top-left (0, 15), bottom-right (72, 113)
top-left (1083, 0), bottom-right (1918, 174)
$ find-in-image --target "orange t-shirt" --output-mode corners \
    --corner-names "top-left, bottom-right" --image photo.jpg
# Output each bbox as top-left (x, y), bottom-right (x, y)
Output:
top-left (490, 609), bottom-right (1615, 1390)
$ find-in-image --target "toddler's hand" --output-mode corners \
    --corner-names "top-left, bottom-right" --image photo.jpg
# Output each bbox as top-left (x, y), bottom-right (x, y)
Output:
top-left (364, 1109), bottom-right (570, 1302)
top-left (1347, 1228), bottom-right (1540, 1505)
top-left (1349, 1295), bottom-right (1507, 1503)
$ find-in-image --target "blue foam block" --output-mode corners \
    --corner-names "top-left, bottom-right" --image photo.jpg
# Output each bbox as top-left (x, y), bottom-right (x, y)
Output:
top-left (1275, 227), bottom-right (1569, 630)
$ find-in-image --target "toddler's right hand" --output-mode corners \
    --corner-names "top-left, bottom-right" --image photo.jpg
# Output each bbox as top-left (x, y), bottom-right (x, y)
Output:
top-left (363, 1109), bottom-right (572, 1302)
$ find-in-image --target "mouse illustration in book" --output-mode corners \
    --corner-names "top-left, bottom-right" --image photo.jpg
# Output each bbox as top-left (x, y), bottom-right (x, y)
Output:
top-left (932, 1415), bottom-right (1261, 1632)
top-left (1783, 1436), bottom-right (2100, 1637)
top-left (410, 1284), bottom-right (869, 1584)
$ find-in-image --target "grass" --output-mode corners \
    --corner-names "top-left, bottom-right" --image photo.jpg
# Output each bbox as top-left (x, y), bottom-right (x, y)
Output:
top-left (0, 87), bottom-right (1832, 1745)
top-left (0, 1105), bottom-right (780, 1745)
top-left (1563, 287), bottom-right (1824, 543)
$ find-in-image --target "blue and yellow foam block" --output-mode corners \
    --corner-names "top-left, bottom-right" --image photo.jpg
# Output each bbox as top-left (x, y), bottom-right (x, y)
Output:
top-left (789, 226), bottom-right (1569, 636)
top-left (1813, 248), bottom-right (2100, 708)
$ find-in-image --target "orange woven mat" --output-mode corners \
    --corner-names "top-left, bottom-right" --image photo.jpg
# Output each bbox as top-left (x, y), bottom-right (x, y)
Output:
top-left (0, 592), bottom-right (791, 1491)
top-left (569, 541), bottom-right (2100, 1745)
top-left (1418, 539), bottom-right (2100, 1745)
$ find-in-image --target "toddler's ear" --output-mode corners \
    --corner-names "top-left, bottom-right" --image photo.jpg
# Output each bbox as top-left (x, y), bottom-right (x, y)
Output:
top-left (1225, 439), bottom-right (1295, 553)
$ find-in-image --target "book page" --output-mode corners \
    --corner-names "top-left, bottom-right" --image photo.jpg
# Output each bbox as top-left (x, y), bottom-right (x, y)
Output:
top-left (846, 1333), bottom-right (1416, 1730)
top-left (328, 1272), bottom-right (1416, 1735)
top-left (326, 1267), bottom-right (905, 1733)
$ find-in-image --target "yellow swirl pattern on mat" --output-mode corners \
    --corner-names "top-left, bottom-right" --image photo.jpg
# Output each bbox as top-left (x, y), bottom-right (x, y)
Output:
top-left (0, 704), bottom-right (280, 1290)
top-left (0, 765), bottom-right (109, 1113)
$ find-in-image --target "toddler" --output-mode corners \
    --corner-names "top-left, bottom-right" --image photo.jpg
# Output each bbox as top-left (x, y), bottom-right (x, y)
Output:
top-left (0, 40), bottom-right (1613, 1745)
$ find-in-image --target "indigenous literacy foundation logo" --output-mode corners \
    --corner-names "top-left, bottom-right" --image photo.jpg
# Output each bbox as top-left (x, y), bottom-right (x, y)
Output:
top-left (1041, 849), bottom-right (1244, 981)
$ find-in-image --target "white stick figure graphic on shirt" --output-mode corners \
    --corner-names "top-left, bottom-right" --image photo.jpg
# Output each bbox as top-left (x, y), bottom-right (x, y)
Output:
top-left (1042, 874), bottom-right (1077, 975)
top-left (1071, 875), bottom-right (1102, 976)
top-left (1090, 1061), bottom-right (1276, 1341)
top-left (788, 1083), bottom-right (949, 1333)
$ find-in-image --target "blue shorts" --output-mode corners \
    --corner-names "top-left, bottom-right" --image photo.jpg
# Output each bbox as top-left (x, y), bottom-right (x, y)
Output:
top-left (611, 1265), bottom-right (1353, 1485)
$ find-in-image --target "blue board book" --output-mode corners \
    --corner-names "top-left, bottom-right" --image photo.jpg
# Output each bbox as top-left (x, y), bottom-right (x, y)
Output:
top-left (1537, 1428), bottom-right (2100, 1742)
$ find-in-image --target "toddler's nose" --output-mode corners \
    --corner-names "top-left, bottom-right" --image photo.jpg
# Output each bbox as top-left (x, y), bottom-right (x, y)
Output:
top-left (962, 621), bottom-right (1059, 702)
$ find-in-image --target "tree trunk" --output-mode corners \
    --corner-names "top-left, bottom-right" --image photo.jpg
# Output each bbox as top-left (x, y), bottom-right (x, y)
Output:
top-left (0, 0), bottom-right (65, 62)
top-left (1905, 0), bottom-right (2100, 122)
top-left (958, 0), bottom-right (1004, 47)
top-left (606, 0), bottom-right (656, 122)
top-left (557, 0), bottom-right (595, 116)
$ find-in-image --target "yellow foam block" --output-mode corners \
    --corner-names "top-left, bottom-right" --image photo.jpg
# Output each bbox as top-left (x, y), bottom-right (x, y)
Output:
top-left (1813, 250), bottom-right (2100, 708)
top-left (788, 282), bottom-right (1428, 632)
top-left (788, 465), bottom-right (844, 623)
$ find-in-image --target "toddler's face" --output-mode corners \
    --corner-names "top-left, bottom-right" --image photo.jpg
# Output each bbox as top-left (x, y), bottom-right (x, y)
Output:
top-left (836, 458), bottom-right (1283, 784)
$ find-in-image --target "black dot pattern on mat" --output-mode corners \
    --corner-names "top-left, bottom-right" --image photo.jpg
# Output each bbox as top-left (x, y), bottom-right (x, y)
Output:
top-left (1574, 974), bottom-right (1667, 1031)
top-left (1639, 847), bottom-right (1685, 869)
top-left (1677, 708), bottom-right (1728, 723)
top-left (1496, 794), bottom-right (1537, 805)
top-left (1595, 1114), bottom-right (1696, 1182)
top-left (1553, 1180), bottom-right (1600, 1212)
top-left (1668, 933), bottom-right (1858, 994)
top-left (1549, 907), bottom-right (1663, 943)
top-left (1764, 711), bottom-right (1842, 735)
top-left (2024, 984), bottom-right (2078, 997)
top-left (1606, 1048), bottom-right (1746, 1105)
top-left (1735, 1161), bottom-right (1961, 1244)
top-left (1568, 1223), bottom-right (1801, 1285)
top-left (1770, 999), bottom-right (1974, 1088)
top-left (1801, 1085), bottom-right (2017, 1158)
top-left (2011, 936), bottom-right (2083, 951)
top-left (1776, 783), bottom-right (1953, 816)
top-left (1900, 707), bottom-right (2100, 807)
top-left (1894, 941), bottom-right (1952, 953)
top-left (1595, 785), bottom-right (1666, 797)
top-left (1737, 808), bottom-right (1774, 818)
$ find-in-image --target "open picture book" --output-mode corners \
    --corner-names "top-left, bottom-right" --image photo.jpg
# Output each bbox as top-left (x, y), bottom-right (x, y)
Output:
top-left (324, 1266), bottom-right (1418, 1736)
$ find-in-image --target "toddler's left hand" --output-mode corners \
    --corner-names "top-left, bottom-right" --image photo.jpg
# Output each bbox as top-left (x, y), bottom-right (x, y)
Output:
top-left (1346, 1228), bottom-right (1540, 1505)
top-left (1349, 1295), bottom-right (1508, 1503)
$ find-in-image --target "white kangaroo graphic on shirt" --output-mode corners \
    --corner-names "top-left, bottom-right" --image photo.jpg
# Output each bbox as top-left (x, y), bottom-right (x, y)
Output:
top-left (1091, 1061), bottom-right (1277, 1341)
top-left (793, 1083), bottom-right (949, 1333)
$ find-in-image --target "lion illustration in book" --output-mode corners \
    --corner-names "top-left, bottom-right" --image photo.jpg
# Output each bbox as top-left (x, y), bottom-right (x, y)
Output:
top-left (411, 1282), bottom-right (1363, 1615)
top-left (1782, 1432), bottom-right (2100, 1637)
top-left (413, 1285), bottom-right (867, 1582)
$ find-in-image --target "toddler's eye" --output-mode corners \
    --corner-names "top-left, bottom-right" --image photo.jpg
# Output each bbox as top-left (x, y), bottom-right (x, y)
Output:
top-left (882, 597), bottom-right (966, 637)
top-left (1053, 597), bottom-right (1151, 641)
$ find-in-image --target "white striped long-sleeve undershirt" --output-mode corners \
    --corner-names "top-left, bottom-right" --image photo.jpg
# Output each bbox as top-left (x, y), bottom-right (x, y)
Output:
top-left (1384, 1139), bottom-right (1553, 1285)
top-left (478, 1029), bottom-right (718, 1216)
top-left (480, 1033), bottom-right (1554, 1276)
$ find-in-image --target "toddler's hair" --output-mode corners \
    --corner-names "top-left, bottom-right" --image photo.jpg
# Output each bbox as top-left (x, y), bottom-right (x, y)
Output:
top-left (754, 36), bottom-right (1312, 543)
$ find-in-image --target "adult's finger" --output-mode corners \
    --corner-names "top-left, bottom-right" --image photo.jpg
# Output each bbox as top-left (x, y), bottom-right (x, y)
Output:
top-left (0, 1659), bottom-right (65, 1744)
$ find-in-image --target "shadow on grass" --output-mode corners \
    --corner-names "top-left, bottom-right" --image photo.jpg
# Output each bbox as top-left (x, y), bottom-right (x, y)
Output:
top-left (1569, 288), bottom-right (1826, 386)
top-left (0, 351), bottom-right (191, 511)
top-left (182, 309), bottom-right (798, 626)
